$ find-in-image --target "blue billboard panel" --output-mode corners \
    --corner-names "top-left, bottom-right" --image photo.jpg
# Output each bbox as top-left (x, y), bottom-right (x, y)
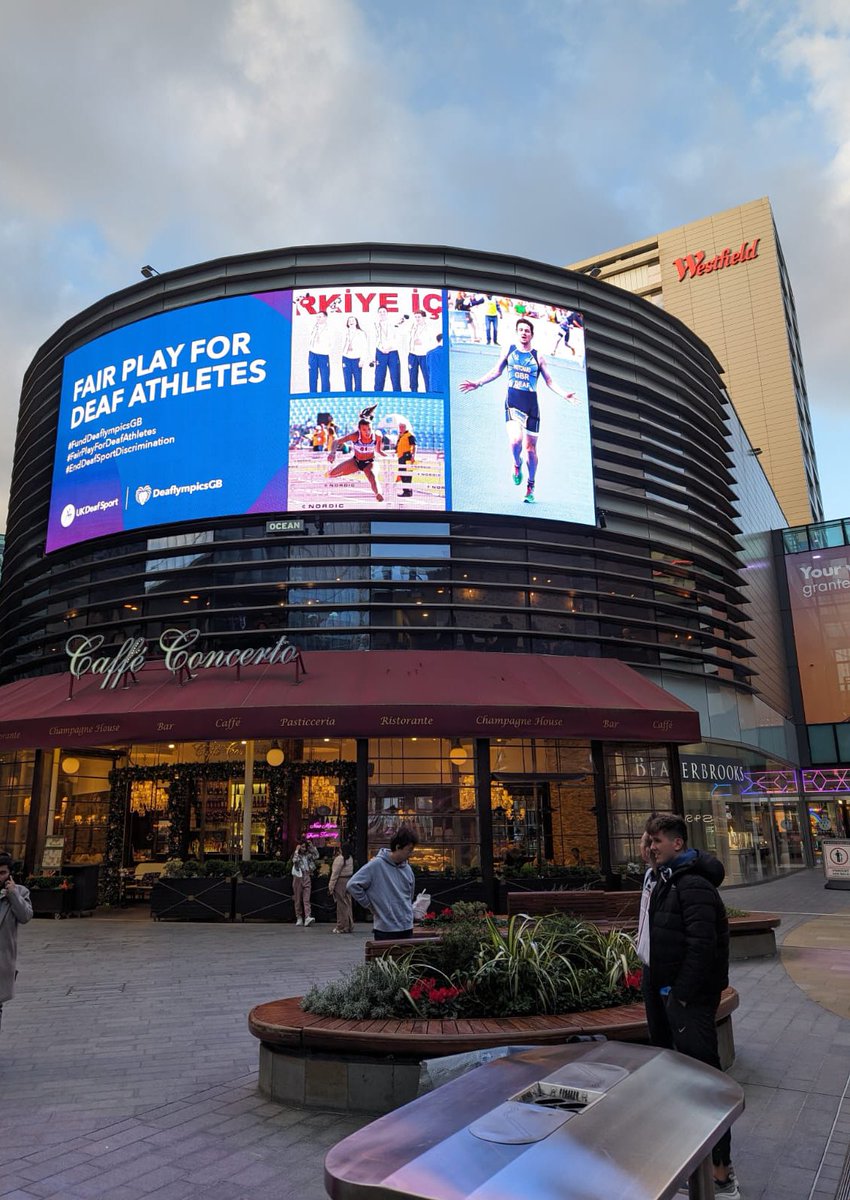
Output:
top-left (47, 293), bottom-right (292, 552)
top-left (46, 284), bottom-right (595, 551)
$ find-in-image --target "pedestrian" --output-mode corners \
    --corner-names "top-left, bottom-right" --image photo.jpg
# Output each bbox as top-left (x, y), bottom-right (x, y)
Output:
top-left (291, 840), bottom-right (318, 926)
top-left (0, 852), bottom-right (33, 1033)
top-left (307, 312), bottom-right (332, 393)
top-left (329, 840), bottom-right (355, 933)
top-left (407, 311), bottom-right (431, 392)
top-left (346, 827), bottom-right (417, 940)
top-left (395, 420), bottom-right (416, 499)
top-left (644, 813), bottom-right (739, 1198)
top-left (460, 317), bottom-right (578, 505)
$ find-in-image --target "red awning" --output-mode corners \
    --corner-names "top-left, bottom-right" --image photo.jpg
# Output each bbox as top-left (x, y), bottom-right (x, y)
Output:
top-left (0, 651), bottom-right (700, 749)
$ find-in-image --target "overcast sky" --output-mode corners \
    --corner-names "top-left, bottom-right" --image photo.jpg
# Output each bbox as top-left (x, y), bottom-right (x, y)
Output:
top-left (1, 0), bottom-right (848, 526)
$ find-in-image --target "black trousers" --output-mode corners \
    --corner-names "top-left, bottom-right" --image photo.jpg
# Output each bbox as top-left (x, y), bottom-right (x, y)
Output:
top-left (644, 979), bottom-right (731, 1167)
top-left (373, 928), bottom-right (413, 941)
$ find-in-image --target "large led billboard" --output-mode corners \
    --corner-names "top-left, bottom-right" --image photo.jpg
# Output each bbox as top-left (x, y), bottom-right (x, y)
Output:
top-left (47, 285), bottom-right (593, 552)
top-left (785, 547), bottom-right (850, 724)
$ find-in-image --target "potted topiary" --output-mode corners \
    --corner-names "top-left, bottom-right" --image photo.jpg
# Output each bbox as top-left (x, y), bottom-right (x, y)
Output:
top-left (150, 859), bottom-right (235, 921)
top-left (25, 874), bottom-right (75, 918)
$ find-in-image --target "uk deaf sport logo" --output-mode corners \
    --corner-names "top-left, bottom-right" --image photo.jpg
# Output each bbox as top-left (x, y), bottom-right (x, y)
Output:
top-left (135, 485), bottom-right (152, 506)
top-left (60, 503), bottom-right (76, 527)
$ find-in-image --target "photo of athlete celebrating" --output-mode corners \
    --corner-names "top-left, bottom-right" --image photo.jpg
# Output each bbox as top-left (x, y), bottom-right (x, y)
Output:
top-left (327, 408), bottom-right (388, 502)
top-left (460, 317), bottom-right (577, 504)
top-left (286, 396), bottom-right (446, 513)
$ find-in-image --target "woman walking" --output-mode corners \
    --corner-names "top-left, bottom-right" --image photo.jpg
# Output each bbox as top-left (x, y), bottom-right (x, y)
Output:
top-left (329, 841), bottom-right (355, 933)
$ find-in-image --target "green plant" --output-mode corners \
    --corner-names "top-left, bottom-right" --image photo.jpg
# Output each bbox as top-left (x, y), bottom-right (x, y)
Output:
top-left (160, 858), bottom-right (208, 878)
top-left (449, 900), bottom-right (490, 920)
top-left (25, 874), bottom-right (73, 891)
top-left (302, 957), bottom-right (414, 1020)
top-left (241, 859), bottom-right (290, 878)
top-left (429, 920), bottom-right (490, 979)
top-left (725, 905), bottom-right (749, 918)
top-left (301, 914), bottom-right (640, 1021)
top-left (203, 859), bottom-right (237, 878)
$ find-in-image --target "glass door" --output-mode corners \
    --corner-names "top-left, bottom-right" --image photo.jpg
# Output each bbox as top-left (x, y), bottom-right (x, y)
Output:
top-left (491, 782), bottom-right (549, 871)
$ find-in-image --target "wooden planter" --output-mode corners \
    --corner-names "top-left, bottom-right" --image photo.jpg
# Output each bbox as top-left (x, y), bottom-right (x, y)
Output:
top-left (150, 877), bottom-right (234, 921)
top-left (413, 875), bottom-right (489, 913)
top-left (235, 877), bottom-right (293, 922)
top-left (29, 888), bottom-right (74, 918)
top-left (249, 989), bottom-right (739, 1113)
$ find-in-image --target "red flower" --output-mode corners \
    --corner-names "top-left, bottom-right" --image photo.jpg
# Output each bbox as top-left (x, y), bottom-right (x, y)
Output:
top-left (422, 912), bottom-right (436, 921)
top-left (440, 907), bottom-right (453, 916)
top-left (625, 968), bottom-right (643, 990)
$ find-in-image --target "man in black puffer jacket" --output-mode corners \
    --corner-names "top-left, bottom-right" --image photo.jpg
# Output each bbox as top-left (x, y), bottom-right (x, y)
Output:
top-left (644, 813), bottom-right (739, 1198)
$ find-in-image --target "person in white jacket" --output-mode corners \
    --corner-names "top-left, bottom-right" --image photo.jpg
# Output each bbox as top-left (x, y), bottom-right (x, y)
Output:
top-left (0, 853), bottom-right (33, 1033)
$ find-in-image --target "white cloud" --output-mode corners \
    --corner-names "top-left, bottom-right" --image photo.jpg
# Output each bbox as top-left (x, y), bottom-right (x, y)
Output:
top-left (1, 0), bottom-right (849, 528)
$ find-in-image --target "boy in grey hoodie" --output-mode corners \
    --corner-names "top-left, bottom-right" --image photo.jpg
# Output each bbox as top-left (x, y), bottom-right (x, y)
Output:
top-left (346, 828), bottom-right (417, 940)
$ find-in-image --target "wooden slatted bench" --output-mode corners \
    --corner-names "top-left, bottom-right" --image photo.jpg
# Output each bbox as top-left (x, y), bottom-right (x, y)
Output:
top-left (248, 987), bottom-right (739, 1113)
top-left (503, 893), bottom-right (781, 957)
top-left (506, 890), bottom-right (640, 924)
top-left (364, 935), bottom-right (441, 961)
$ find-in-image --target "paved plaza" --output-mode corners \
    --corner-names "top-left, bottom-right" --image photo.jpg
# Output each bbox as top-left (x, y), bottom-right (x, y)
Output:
top-left (2, 869), bottom-right (850, 1200)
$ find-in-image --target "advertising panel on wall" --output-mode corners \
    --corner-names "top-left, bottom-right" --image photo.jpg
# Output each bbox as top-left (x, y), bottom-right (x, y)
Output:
top-left (47, 285), bottom-right (594, 551)
top-left (785, 547), bottom-right (850, 723)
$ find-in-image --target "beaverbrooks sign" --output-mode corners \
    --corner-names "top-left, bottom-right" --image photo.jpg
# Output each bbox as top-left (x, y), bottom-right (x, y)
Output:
top-left (672, 238), bottom-right (759, 283)
top-left (66, 628), bottom-right (303, 691)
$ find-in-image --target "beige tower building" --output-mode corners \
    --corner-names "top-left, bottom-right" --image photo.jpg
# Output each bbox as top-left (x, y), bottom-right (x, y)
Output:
top-left (568, 197), bottom-right (822, 525)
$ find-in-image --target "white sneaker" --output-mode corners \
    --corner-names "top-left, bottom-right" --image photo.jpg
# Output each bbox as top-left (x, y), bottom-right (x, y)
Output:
top-left (295, 917), bottom-right (303, 926)
top-left (304, 916), bottom-right (316, 926)
top-left (714, 1167), bottom-right (740, 1199)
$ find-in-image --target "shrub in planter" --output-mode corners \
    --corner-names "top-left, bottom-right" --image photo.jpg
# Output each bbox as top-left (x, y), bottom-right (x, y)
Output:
top-left (25, 874), bottom-right (74, 918)
top-left (240, 859), bottom-right (290, 878)
top-left (25, 874), bottom-right (74, 890)
top-left (203, 859), bottom-right (238, 878)
top-left (302, 914), bottom-right (642, 1021)
top-left (150, 861), bottom-right (234, 920)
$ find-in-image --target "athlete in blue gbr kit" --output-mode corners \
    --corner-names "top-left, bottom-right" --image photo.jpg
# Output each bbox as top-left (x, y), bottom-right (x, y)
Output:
top-left (461, 318), bottom-right (577, 503)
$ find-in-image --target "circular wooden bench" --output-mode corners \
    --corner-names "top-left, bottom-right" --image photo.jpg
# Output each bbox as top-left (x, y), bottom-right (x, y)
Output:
top-left (248, 987), bottom-right (739, 1113)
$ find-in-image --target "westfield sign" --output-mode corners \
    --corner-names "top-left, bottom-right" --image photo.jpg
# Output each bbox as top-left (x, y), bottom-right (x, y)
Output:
top-left (673, 238), bottom-right (759, 283)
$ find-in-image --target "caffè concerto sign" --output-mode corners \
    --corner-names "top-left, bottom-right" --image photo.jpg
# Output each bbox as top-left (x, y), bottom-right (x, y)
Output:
top-left (65, 628), bottom-right (303, 691)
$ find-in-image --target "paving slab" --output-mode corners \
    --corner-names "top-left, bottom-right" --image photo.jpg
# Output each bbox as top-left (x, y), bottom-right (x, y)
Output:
top-left (1, 870), bottom-right (849, 1199)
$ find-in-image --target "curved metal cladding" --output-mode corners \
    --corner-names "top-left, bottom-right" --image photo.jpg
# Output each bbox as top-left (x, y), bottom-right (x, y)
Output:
top-left (0, 244), bottom-right (751, 688)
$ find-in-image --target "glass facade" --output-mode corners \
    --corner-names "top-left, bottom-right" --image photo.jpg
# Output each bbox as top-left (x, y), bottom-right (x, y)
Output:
top-left (489, 739), bottom-right (597, 871)
top-left (0, 751), bottom-right (37, 861)
top-left (367, 737), bottom-right (477, 872)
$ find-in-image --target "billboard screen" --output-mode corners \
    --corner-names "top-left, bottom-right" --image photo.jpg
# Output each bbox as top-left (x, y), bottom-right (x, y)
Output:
top-left (785, 548), bottom-right (850, 724)
top-left (47, 285), bottom-right (594, 551)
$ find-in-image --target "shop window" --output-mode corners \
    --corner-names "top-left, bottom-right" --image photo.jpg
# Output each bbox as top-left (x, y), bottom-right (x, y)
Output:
top-left (53, 755), bottom-right (112, 865)
top-left (0, 751), bottom-right (36, 862)
top-left (604, 743), bottom-right (674, 869)
top-left (489, 740), bottom-right (597, 870)
top-left (367, 738), bottom-right (477, 871)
